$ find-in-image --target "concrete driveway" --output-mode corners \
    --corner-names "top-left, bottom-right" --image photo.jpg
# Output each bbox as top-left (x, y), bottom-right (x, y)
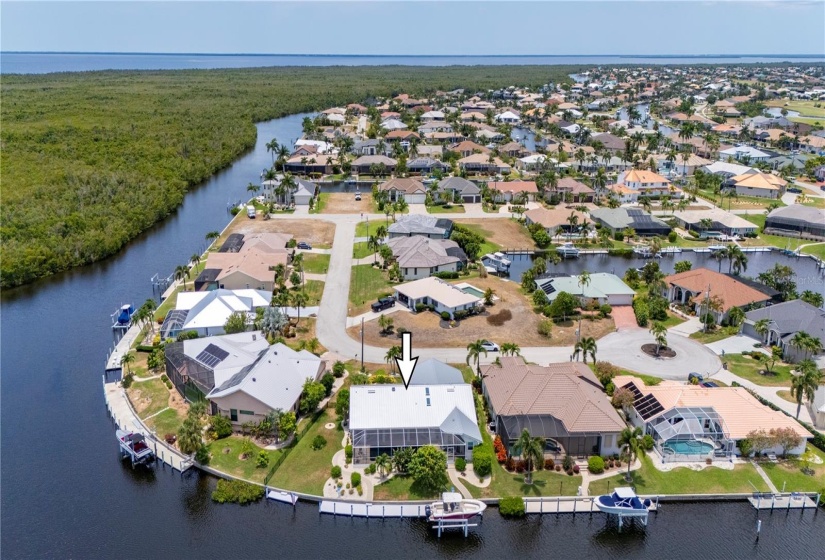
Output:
top-left (705, 334), bottom-right (767, 357)
top-left (597, 329), bottom-right (722, 380)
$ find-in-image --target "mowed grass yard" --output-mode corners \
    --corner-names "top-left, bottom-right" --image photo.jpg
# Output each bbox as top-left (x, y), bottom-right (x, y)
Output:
top-left (206, 435), bottom-right (282, 484)
top-left (349, 264), bottom-right (395, 315)
top-left (349, 275), bottom-right (616, 348)
top-left (760, 445), bottom-right (825, 493)
top-left (300, 253), bottom-right (330, 274)
top-left (268, 410), bottom-right (341, 495)
top-left (127, 378), bottom-right (171, 420)
top-left (587, 454), bottom-right (769, 496)
top-left (765, 100), bottom-right (825, 118)
top-left (723, 352), bottom-right (794, 387)
top-left (373, 475), bottom-right (441, 500)
top-left (463, 469), bottom-right (583, 499)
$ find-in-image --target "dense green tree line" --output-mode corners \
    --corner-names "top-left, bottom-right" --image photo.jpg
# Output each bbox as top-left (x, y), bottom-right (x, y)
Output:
top-left (1, 65), bottom-right (577, 288)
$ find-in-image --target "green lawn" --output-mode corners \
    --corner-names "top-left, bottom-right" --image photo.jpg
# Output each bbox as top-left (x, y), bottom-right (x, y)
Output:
top-left (588, 363), bottom-right (663, 386)
top-left (698, 189), bottom-right (785, 211)
top-left (463, 469), bottom-right (583, 499)
top-left (349, 264), bottom-right (394, 313)
top-left (373, 475), bottom-right (440, 500)
top-left (669, 235), bottom-right (712, 248)
top-left (765, 100), bottom-right (825, 118)
top-left (309, 192), bottom-right (329, 214)
top-left (454, 223), bottom-right (501, 255)
top-left (659, 312), bottom-right (686, 329)
top-left (801, 243), bottom-right (825, 260)
top-left (740, 214), bottom-right (806, 251)
top-left (689, 325), bottom-right (741, 344)
top-left (355, 221), bottom-right (373, 238)
top-left (268, 410), bottom-right (340, 494)
top-left (801, 197), bottom-right (825, 209)
top-left (206, 435), bottom-right (282, 484)
top-left (144, 407), bottom-right (186, 438)
top-left (722, 353), bottom-right (794, 387)
top-left (301, 280), bottom-right (325, 307)
top-left (128, 378), bottom-right (171, 420)
top-left (301, 253), bottom-right (330, 274)
top-left (154, 286), bottom-right (182, 321)
top-left (353, 242), bottom-right (374, 259)
top-left (427, 204), bottom-right (466, 214)
top-left (760, 445), bottom-right (825, 493)
top-left (587, 454), bottom-right (769, 496)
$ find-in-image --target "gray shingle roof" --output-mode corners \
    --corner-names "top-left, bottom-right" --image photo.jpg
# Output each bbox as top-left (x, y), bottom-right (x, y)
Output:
top-left (745, 300), bottom-right (825, 340)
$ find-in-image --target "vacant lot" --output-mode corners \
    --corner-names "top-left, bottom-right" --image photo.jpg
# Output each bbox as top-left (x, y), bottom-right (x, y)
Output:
top-left (765, 100), bottom-right (825, 118)
top-left (323, 193), bottom-right (374, 214)
top-left (223, 217), bottom-right (335, 248)
top-left (454, 218), bottom-right (534, 250)
top-left (349, 275), bottom-right (615, 348)
top-left (349, 264), bottom-right (395, 315)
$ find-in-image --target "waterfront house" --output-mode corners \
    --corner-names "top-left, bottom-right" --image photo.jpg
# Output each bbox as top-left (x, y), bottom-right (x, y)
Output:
top-left (617, 376), bottom-right (811, 459)
top-left (394, 277), bottom-right (481, 319)
top-left (495, 110), bottom-right (521, 124)
top-left (742, 300), bottom-right (825, 363)
top-left (481, 358), bottom-right (624, 458)
top-left (524, 206), bottom-right (588, 235)
top-left (159, 288), bottom-right (270, 340)
top-left (283, 154), bottom-right (335, 175)
top-left (377, 177), bottom-right (427, 204)
top-left (352, 155), bottom-right (397, 175)
top-left (670, 208), bottom-right (758, 237)
top-left (458, 153), bottom-right (511, 175)
top-left (615, 169), bottom-right (681, 200)
top-left (406, 157), bottom-right (448, 175)
top-left (387, 215), bottom-right (453, 239)
top-left (386, 236), bottom-right (467, 280)
top-left (349, 377), bottom-right (481, 464)
top-left (547, 177), bottom-right (595, 202)
top-left (764, 204), bottom-right (825, 240)
top-left (536, 273), bottom-right (635, 307)
top-left (589, 208), bottom-right (672, 237)
top-left (701, 161), bottom-right (755, 179)
top-left (662, 268), bottom-right (772, 323)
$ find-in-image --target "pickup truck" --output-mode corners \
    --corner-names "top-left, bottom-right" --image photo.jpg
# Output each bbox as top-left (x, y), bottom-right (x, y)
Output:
top-left (246, 205), bottom-right (256, 218)
top-left (371, 297), bottom-right (395, 313)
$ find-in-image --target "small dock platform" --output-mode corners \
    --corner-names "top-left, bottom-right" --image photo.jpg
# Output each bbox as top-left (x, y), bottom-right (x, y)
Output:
top-left (524, 496), bottom-right (658, 515)
top-left (749, 492), bottom-right (819, 510)
top-left (105, 323), bottom-right (143, 373)
top-left (318, 500), bottom-right (427, 518)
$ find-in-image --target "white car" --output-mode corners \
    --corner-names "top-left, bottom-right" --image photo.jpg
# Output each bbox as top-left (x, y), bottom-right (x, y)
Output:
top-left (481, 340), bottom-right (499, 352)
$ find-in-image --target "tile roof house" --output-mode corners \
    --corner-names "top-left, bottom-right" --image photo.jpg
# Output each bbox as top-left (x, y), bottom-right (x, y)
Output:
top-left (386, 236), bottom-right (467, 280)
top-left (617, 376), bottom-right (811, 457)
top-left (549, 177), bottom-right (595, 202)
top-left (742, 300), bottom-right (825, 363)
top-left (387, 215), bottom-right (453, 239)
top-left (481, 358), bottom-right (624, 457)
top-left (728, 172), bottom-right (786, 199)
top-left (524, 206), bottom-right (588, 234)
top-left (378, 178), bottom-right (427, 204)
top-left (200, 233), bottom-right (292, 292)
top-left (452, 140), bottom-right (490, 157)
top-left (486, 180), bottom-right (539, 202)
top-left (663, 268), bottom-right (772, 322)
top-left (616, 169), bottom-right (681, 200)
top-left (394, 277), bottom-right (481, 319)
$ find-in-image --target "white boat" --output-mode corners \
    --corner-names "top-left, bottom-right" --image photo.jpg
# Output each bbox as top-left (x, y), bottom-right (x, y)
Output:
top-left (482, 252), bottom-right (512, 273)
top-left (556, 243), bottom-right (580, 258)
top-left (426, 492), bottom-right (486, 521)
top-left (595, 487), bottom-right (652, 516)
top-left (633, 246), bottom-right (661, 258)
top-left (660, 246), bottom-right (682, 254)
top-left (116, 429), bottom-right (155, 465)
top-left (707, 245), bottom-right (727, 252)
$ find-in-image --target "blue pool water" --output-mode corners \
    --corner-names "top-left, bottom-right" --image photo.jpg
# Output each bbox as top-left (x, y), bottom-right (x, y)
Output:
top-left (664, 440), bottom-right (714, 455)
top-left (461, 286), bottom-right (484, 298)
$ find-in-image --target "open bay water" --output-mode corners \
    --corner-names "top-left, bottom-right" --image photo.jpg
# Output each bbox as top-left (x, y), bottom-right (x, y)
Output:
top-left (1, 91), bottom-right (824, 557)
top-left (2, 52), bottom-right (824, 74)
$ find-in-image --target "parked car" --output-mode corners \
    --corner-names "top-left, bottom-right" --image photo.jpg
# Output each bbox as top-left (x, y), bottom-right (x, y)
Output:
top-left (481, 340), bottom-right (499, 352)
top-left (701, 381), bottom-right (719, 388)
top-left (787, 186), bottom-right (802, 193)
top-left (688, 372), bottom-right (703, 384)
top-left (371, 297), bottom-right (395, 313)
top-left (355, 191), bottom-right (362, 201)
top-left (246, 205), bottom-right (256, 218)
top-left (296, 241), bottom-right (312, 250)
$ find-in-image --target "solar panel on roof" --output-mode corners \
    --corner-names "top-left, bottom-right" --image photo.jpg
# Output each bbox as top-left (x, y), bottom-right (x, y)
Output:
top-left (635, 394), bottom-right (664, 420)
top-left (195, 343), bottom-right (230, 368)
top-left (622, 382), bottom-right (642, 399)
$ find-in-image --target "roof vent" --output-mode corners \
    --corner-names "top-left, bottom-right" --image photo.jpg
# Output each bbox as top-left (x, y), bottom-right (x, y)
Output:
top-left (252, 334), bottom-right (257, 341)
top-left (392, 387), bottom-right (395, 392)
top-left (252, 378), bottom-right (256, 382)
top-left (426, 397), bottom-right (431, 406)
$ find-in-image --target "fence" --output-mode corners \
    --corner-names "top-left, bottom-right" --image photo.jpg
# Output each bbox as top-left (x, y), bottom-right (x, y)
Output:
top-left (264, 407), bottom-right (328, 485)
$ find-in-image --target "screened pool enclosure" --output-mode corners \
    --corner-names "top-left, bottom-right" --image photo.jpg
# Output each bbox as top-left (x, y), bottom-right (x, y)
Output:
top-left (350, 427), bottom-right (476, 464)
top-left (647, 407), bottom-right (734, 463)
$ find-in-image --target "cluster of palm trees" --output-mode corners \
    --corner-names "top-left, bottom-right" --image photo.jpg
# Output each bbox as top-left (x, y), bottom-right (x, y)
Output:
top-left (712, 245), bottom-right (748, 275)
top-left (790, 359), bottom-right (824, 420)
top-left (270, 257), bottom-right (310, 329)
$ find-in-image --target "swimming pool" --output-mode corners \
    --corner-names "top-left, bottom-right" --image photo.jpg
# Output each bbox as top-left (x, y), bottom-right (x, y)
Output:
top-left (461, 286), bottom-right (485, 298)
top-left (663, 440), bottom-right (714, 455)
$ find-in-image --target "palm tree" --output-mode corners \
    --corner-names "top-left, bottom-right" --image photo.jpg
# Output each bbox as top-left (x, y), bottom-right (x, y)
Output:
top-left (728, 306), bottom-right (745, 328)
top-left (513, 429), bottom-right (545, 484)
top-left (500, 343), bottom-right (521, 357)
top-left (266, 138), bottom-right (279, 163)
top-left (573, 337), bottom-right (598, 364)
top-left (385, 345), bottom-right (402, 374)
top-left (754, 318), bottom-right (771, 345)
top-left (174, 265), bottom-right (189, 290)
top-left (247, 182), bottom-right (260, 197)
top-left (292, 252), bottom-right (305, 285)
top-left (367, 235), bottom-right (381, 264)
top-left (272, 290), bottom-right (291, 317)
top-left (120, 352), bottom-right (136, 374)
top-left (190, 253), bottom-right (201, 272)
top-left (483, 287), bottom-right (495, 306)
top-left (290, 291), bottom-right (308, 326)
top-left (466, 340), bottom-right (488, 377)
top-left (260, 306), bottom-right (287, 338)
top-left (639, 196), bottom-right (652, 213)
top-left (790, 360), bottom-right (823, 419)
top-left (375, 453), bottom-right (391, 478)
top-left (577, 270), bottom-right (591, 293)
top-left (205, 231), bottom-right (220, 247)
top-left (618, 426), bottom-right (643, 482)
top-left (649, 322), bottom-right (668, 356)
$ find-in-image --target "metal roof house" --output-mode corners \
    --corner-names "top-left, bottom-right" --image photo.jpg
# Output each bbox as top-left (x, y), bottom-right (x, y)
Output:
top-left (765, 204), bottom-right (825, 240)
top-left (537, 273), bottom-right (635, 306)
top-left (388, 215), bottom-right (453, 239)
top-left (159, 288), bottom-right (270, 340)
top-left (349, 380), bottom-right (481, 465)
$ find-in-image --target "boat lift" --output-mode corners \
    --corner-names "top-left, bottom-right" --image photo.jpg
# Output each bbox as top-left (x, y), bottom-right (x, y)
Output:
top-left (116, 430), bottom-right (155, 468)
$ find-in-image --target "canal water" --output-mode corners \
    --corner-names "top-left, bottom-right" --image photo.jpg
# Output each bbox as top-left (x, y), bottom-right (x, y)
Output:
top-left (2, 114), bottom-right (824, 558)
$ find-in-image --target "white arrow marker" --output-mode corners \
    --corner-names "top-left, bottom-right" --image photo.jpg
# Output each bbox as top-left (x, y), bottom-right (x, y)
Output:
top-left (395, 331), bottom-right (419, 390)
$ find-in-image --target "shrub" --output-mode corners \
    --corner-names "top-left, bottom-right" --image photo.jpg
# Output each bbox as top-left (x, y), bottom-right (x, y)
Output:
top-left (121, 373), bottom-right (134, 389)
top-left (594, 361), bottom-right (620, 386)
top-left (415, 303), bottom-right (429, 312)
top-left (211, 479), bottom-right (264, 504)
top-left (331, 465), bottom-right (342, 479)
top-left (537, 318), bottom-right (553, 338)
top-left (256, 450), bottom-right (269, 468)
top-left (453, 309), bottom-right (469, 321)
top-left (311, 435), bottom-right (327, 450)
top-left (555, 465), bottom-right (561, 472)
top-left (345, 445), bottom-right (353, 461)
top-left (562, 454), bottom-right (574, 471)
top-left (366, 463), bottom-right (376, 475)
top-left (608, 460), bottom-right (615, 468)
top-left (473, 446), bottom-right (493, 477)
top-left (544, 458), bottom-right (555, 470)
top-left (455, 457), bottom-right (467, 472)
top-left (738, 438), bottom-right (753, 458)
top-left (320, 373), bottom-right (335, 396)
top-left (588, 456), bottom-right (605, 474)
top-left (351, 472), bottom-right (361, 487)
top-left (499, 496), bottom-right (526, 518)
top-left (632, 298), bottom-right (649, 327)
top-left (332, 361), bottom-right (346, 378)
top-left (668, 231), bottom-right (677, 242)
top-left (195, 445), bottom-right (210, 464)
top-left (494, 436), bottom-right (508, 463)
top-left (573, 464), bottom-right (580, 474)
top-left (605, 382), bottom-right (615, 396)
top-left (599, 303), bottom-right (612, 318)
top-left (615, 459), bottom-right (622, 467)
top-left (515, 461), bottom-right (525, 474)
top-left (434, 271), bottom-right (459, 279)
top-left (642, 434), bottom-right (655, 451)
top-left (505, 457), bottom-right (516, 471)
top-left (688, 229), bottom-right (700, 238)
top-left (210, 415), bottom-right (233, 439)
top-left (486, 309), bottom-right (513, 326)
top-left (566, 469), bottom-right (574, 476)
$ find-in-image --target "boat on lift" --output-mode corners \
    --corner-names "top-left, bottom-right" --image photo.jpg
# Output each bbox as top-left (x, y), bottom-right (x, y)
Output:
top-left (556, 243), bottom-right (580, 259)
top-left (595, 487), bottom-right (652, 516)
top-left (426, 492), bottom-right (487, 521)
top-left (633, 246), bottom-right (662, 259)
top-left (112, 304), bottom-right (135, 329)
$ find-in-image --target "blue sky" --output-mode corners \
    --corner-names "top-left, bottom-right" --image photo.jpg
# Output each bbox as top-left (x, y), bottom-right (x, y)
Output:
top-left (2, 1), bottom-right (824, 55)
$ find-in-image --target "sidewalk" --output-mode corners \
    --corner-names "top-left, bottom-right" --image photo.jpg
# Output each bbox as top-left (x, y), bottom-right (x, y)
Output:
top-left (668, 316), bottom-right (703, 337)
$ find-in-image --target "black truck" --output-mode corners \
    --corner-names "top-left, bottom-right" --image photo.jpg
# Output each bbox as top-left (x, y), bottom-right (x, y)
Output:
top-left (371, 297), bottom-right (395, 313)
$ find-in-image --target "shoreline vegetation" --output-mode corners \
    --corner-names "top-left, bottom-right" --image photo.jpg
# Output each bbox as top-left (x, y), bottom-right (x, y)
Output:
top-left (1, 65), bottom-right (579, 288)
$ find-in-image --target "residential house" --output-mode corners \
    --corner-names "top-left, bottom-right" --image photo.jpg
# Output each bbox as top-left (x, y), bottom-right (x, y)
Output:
top-left (387, 236), bottom-right (467, 280)
top-left (616, 169), bottom-right (681, 200)
top-left (671, 208), bottom-right (758, 237)
top-left (742, 300), bottom-right (825, 363)
top-left (589, 208), bottom-right (672, 237)
top-left (727, 172), bottom-right (786, 199)
top-left (590, 132), bottom-right (627, 154)
top-left (415, 144), bottom-right (443, 159)
top-left (394, 277), bottom-right (482, 319)
top-left (481, 358), bottom-right (624, 458)
top-left (417, 121), bottom-right (453, 135)
top-left (378, 177), bottom-right (427, 204)
top-left (486, 180), bottom-right (538, 202)
top-left (283, 154), bottom-right (335, 175)
top-left (407, 157), bottom-right (448, 175)
top-left (765, 205), bottom-right (825, 240)
top-left (200, 233), bottom-right (292, 291)
top-left (798, 135), bottom-right (825, 155)
top-left (719, 145), bottom-right (771, 163)
top-left (159, 289), bottom-right (271, 340)
top-left (351, 155), bottom-right (397, 175)
top-left (349, 376), bottom-right (481, 464)
top-left (381, 118), bottom-right (408, 131)
top-left (384, 130), bottom-right (420, 151)
top-left (495, 110), bottom-right (521, 124)
top-left (524, 206), bottom-right (588, 235)
top-left (437, 176), bottom-right (481, 203)
top-left (420, 110), bottom-right (445, 121)
top-left (458, 153), bottom-right (511, 175)
top-left (656, 153), bottom-right (714, 177)
top-left (499, 141), bottom-right (527, 158)
top-left (452, 140), bottom-right (490, 158)
top-left (354, 139), bottom-right (382, 156)
top-left (517, 153), bottom-right (551, 172)
top-left (702, 161), bottom-right (755, 179)
top-left (388, 215), bottom-right (453, 239)
top-left (617, 376), bottom-right (811, 458)
top-left (662, 268), bottom-right (772, 323)
top-left (536, 273), bottom-right (635, 306)
top-left (550, 177), bottom-right (595, 202)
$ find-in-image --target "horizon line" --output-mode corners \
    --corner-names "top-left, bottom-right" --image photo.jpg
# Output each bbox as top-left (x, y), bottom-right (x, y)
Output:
top-left (3, 51), bottom-right (824, 59)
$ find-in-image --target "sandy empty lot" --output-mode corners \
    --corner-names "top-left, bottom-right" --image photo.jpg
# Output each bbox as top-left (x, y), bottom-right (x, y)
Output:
top-left (323, 192), bottom-right (374, 214)
top-left (454, 218), bottom-right (534, 249)
top-left (348, 275), bottom-right (615, 348)
top-left (223, 216), bottom-right (336, 247)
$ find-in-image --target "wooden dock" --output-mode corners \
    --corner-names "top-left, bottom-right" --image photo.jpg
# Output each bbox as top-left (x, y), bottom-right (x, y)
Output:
top-left (318, 500), bottom-right (428, 518)
top-left (748, 493), bottom-right (819, 511)
top-left (524, 496), bottom-right (658, 515)
top-left (105, 323), bottom-right (143, 373)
